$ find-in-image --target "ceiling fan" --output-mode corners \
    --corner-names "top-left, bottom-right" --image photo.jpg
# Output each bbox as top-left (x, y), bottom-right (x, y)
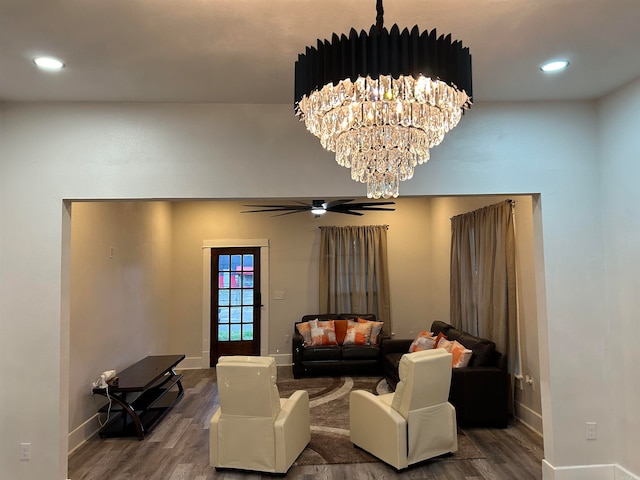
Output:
top-left (241, 199), bottom-right (395, 217)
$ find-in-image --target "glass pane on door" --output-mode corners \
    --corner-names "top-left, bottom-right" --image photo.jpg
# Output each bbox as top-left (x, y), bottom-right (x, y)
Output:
top-left (216, 252), bottom-right (256, 342)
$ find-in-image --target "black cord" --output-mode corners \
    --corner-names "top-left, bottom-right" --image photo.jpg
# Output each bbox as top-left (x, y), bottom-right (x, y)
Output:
top-left (376, 0), bottom-right (384, 31)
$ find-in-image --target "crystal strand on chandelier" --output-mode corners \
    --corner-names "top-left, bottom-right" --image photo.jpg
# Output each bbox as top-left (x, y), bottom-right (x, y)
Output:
top-left (383, 171), bottom-right (399, 199)
top-left (298, 73), bottom-right (471, 198)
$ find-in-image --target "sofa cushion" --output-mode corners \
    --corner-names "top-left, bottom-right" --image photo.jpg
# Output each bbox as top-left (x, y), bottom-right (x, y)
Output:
top-left (302, 345), bottom-right (342, 362)
top-left (341, 344), bottom-right (380, 360)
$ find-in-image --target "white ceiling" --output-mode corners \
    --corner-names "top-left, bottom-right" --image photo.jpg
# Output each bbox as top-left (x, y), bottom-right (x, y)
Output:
top-left (1, 0), bottom-right (639, 104)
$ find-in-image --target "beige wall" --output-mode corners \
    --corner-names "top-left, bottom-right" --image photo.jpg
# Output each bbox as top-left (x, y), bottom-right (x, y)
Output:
top-left (68, 201), bottom-right (173, 451)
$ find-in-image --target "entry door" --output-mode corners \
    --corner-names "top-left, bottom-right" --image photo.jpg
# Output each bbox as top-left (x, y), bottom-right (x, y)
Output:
top-left (210, 247), bottom-right (261, 365)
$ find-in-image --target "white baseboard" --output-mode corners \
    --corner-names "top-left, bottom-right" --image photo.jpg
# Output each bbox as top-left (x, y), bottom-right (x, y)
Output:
top-left (615, 465), bottom-right (640, 480)
top-left (543, 461), bottom-right (640, 480)
top-left (270, 353), bottom-right (292, 366)
top-left (177, 355), bottom-right (209, 369)
top-left (68, 414), bottom-right (101, 455)
top-left (177, 354), bottom-right (291, 368)
top-left (514, 400), bottom-right (543, 436)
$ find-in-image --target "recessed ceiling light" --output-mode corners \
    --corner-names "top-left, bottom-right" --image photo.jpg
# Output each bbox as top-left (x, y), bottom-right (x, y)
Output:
top-left (540, 60), bottom-right (569, 73)
top-left (33, 56), bottom-right (65, 71)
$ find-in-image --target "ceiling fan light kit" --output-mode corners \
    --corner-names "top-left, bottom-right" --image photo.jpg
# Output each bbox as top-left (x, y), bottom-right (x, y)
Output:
top-left (294, 0), bottom-right (472, 199)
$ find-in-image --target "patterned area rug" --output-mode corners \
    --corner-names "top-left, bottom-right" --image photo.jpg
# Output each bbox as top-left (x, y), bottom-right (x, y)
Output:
top-left (276, 374), bottom-right (485, 466)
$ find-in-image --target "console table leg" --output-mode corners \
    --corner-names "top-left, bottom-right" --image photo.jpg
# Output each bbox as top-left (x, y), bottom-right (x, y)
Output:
top-left (100, 393), bottom-right (145, 440)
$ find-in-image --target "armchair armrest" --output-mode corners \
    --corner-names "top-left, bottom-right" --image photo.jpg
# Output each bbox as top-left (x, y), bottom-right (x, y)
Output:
top-left (350, 390), bottom-right (407, 470)
top-left (209, 407), bottom-right (222, 466)
top-left (274, 390), bottom-right (310, 472)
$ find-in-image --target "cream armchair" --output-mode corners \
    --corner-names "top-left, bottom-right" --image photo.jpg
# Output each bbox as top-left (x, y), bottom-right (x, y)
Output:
top-left (350, 348), bottom-right (457, 470)
top-left (210, 356), bottom-right (310, 474)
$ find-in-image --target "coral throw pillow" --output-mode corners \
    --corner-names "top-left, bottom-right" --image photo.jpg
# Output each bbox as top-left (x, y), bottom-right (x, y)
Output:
top-left (357, 318), bottom-right (384, 345)
top-left (309, 319), bottom-right (338, 346)
top-left (295, 321), bottom-right (312, 345)
top-left (435, 334), bottom-right (453, 352)
top-left (434, 332), bottom-right (449, 348)
top-left (450, 340), bottom-right (473, 368)
top-left (343, 320), bottom-right (372, 345)
top-left (333, 319), bottom-right (349, 344)
top-left (408, 331), bottom-right (437, 352)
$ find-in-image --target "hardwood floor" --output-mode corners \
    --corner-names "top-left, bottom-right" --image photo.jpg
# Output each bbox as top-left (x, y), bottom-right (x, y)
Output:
top-left (68, 368), bottom-right (544, 480)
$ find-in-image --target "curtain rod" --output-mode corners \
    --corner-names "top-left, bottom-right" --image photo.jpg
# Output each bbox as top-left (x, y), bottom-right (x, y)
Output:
top-left (450, 199), bottom-right (514, 220)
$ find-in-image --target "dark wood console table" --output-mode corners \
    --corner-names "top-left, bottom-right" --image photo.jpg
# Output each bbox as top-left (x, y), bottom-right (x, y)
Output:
top-left (92, 354), bottom-right (185, 440)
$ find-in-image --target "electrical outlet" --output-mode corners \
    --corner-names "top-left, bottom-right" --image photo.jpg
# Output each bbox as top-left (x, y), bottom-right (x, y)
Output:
top-left (284, 334), bottom-right (290, 344)
top-left (586, 422), bottom-right (597, 440)
top-left (20, 442), bottom-right (31, 460)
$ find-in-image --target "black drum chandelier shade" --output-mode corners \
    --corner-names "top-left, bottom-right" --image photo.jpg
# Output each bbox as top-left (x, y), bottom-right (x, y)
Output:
top-left (294, 26), bottom-right (473, 108)
top-left (294, 0), bottom-right (473, 199)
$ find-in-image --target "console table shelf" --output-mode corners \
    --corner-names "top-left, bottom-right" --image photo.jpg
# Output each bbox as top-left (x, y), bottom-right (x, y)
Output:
top-left (93, 354), bottom-right (185, 440)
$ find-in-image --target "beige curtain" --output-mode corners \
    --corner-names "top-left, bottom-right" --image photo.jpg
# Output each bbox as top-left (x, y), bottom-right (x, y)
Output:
top-left (450, 200), bottom-right (517, 377)
top-left (319, 225), bottom-right (391, 336)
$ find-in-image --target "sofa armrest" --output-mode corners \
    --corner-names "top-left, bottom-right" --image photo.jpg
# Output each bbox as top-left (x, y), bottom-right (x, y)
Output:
top-left (495, 352), bottom-right (508, 371)
top-left (450, 366), bottom-right (509, 427)
top-left (292, 329), bottom-right (305, 378)
top-left (381, 338), bottom-right (413, 357)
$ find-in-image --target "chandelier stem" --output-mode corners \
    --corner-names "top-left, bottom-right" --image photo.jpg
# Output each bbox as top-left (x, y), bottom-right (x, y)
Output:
top-left (376, 0), bottom-right (384, 31)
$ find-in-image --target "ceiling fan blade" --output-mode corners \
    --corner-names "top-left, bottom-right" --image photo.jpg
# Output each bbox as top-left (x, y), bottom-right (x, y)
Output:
top-left (353, 206), bottom-right (396, 212)
top-left (330, 201), bottom-right (395, 213)
top-left (243, 204), bottom-right (309, 209)
top-left (334, 210), bottom-right (364, 216)
top-left (324, 199), bottom-right (354, 210)
top-left (271, 210), bottom-right (309, 217)
top-left (241, 205), bottom-right (310, 213)
top-left (345, 201), bottom-right (395, 208)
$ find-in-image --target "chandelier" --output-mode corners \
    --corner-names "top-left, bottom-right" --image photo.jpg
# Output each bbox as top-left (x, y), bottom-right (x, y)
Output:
top-left (294, 0), bottom-right (472, 199)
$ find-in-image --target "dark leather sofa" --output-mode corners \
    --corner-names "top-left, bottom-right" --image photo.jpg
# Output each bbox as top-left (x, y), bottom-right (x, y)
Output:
top-left (292, 313), bottom-right (387, 378)
top-left (382, 320), bottom-right (509, 428)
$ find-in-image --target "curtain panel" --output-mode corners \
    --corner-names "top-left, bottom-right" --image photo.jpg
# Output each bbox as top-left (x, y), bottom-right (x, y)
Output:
top-left (450, 200), bottom-right (517, 376)
top-left (319, 225), bottom-right (391, 336)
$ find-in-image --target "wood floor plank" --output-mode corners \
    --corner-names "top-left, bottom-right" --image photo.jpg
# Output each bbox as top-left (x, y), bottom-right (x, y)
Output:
top-left (68, 367), bottom-right (544, 480)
